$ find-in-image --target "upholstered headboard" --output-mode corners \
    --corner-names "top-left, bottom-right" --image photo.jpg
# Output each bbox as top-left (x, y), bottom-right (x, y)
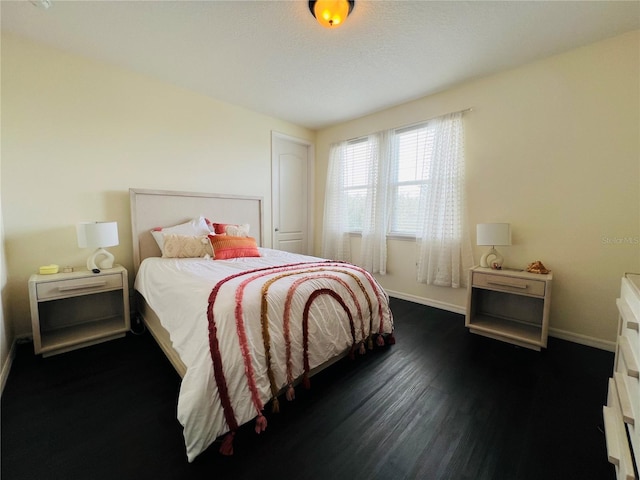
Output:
top-left (129, 188), bottom-right (264, 275)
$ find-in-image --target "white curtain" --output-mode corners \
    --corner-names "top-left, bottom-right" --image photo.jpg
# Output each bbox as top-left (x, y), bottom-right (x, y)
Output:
top-left (416, 113), bottom-right (473, 287)
top-left (322, 135), bottom-right (390, 274)
top-left (359, 131), bottom-right (391, 275)
top-left (321, 141), bottom-right (352, 262)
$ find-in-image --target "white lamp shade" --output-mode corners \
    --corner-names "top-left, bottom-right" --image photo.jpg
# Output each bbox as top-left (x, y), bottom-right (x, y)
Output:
top-left (77, 222), bottom-right (119, 248)
top-left (477, 223), bottom-right (511, 246)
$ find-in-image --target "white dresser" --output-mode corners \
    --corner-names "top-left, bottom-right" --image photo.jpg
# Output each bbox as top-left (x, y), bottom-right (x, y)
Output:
top-left (604, 273), bottom-right (640, 480)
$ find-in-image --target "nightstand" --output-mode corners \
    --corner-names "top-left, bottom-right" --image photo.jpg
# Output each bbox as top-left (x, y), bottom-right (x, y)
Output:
top-left (465, 266), bottom-right (553, 351)
top-left (28, 265), bottom-right (130, 356)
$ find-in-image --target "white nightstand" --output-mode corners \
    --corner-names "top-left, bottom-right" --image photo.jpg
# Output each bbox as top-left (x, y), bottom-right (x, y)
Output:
top-left (28, 265), bottom-right (130, 356)
top-left (465, 266), bottom-right (553, 351)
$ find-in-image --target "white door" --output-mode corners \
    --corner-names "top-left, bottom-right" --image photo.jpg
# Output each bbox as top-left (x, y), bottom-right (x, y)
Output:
top-left (271, 133), bottom-right (314, 255)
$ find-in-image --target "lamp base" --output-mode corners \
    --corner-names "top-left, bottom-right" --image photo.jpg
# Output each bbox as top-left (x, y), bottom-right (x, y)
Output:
top-left (480, 247), bottom-right (504, 269)
top-left (87, 248), bottom-right (115, 271)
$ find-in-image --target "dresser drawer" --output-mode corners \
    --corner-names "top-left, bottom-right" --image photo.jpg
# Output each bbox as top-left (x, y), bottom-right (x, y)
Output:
top-left (613, 371), bottom-right (637, 427)
top-left (618, 298), bottom-right (640, 335)
top-left (472, 272), bottom-right (546, 297)
top-left (604, 378), bottom-right (637, 480)
top-left (36, 273), bottom-right (123, 301)
top-left (621, 277), bottom-right (640, 325)
top-left (619, 333), bottom-right (639, 379)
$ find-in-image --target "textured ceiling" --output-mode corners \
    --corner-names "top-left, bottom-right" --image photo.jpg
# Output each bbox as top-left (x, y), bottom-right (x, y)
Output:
top-left (2, 1), bottom-right (639, 130)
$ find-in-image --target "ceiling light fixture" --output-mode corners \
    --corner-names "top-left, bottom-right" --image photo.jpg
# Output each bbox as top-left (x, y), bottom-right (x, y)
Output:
top-left (30, 0), bottom-right (52, 9)
top-left (309, 0), bottom-right (354, 29)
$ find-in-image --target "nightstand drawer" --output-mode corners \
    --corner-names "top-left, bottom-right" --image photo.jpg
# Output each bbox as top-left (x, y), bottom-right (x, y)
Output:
top-left (36, 273), bottom-right (123, 301)
top-left (472, 272), bottom-right (545, 297)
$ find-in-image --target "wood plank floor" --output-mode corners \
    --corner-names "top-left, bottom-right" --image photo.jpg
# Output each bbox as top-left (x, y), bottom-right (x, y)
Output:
top-left (2, 298), bottom-right (615, 480)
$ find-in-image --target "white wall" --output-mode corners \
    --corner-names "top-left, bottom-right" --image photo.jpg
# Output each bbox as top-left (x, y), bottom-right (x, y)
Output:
top-left (315, 30), bottom-right (640, 348)
top-left (1, 33), bottom-right (315, 343)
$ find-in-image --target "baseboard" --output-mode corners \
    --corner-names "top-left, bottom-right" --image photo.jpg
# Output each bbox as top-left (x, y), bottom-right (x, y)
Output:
top-left (387, 290), bottom-right (616, 352)
top-left (1, 334), bottom-right (33, 396)
top-left (1, 339), bottom-right (17, 396)
top-left (386, 290), bottom-right (466, 315)
top-left (549, 327), bottom-right (616, 352)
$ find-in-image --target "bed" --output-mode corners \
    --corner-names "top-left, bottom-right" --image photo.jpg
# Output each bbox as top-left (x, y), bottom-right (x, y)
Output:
top-left (129, 188), bottom-right (395, 462)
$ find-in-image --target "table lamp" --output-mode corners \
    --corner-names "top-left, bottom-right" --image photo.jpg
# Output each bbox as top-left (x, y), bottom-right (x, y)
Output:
top-left (477, 223), bottom-right (511, 269)
top-left (77, 221), bottom-right (119, 271)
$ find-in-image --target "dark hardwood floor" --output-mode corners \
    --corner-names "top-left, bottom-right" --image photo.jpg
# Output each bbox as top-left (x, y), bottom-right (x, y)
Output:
top-left (2, 298), bottom-right (615, 480)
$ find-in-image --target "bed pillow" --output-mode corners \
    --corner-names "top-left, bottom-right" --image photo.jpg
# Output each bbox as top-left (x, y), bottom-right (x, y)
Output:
top-left (151, 216), bottom-right (212, 254)
top-left (162, 234), bottom-right (213, 258)
top-left (208, 235), bottom-right (260, 260)
top-left (212, 223), bottom-right (250, 237)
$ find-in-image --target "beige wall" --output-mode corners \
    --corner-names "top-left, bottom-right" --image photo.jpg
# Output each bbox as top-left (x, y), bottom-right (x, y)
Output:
top-left (1, 39), bottom-right (12, 381)
top-left (1, 163), bottom-right (12, 389)
top-left (315, 30), bottom-right (640, 348)
top-left (1, 34), bottom-right (314, 344)
top-left (2, 29), bottom-right (638, 369)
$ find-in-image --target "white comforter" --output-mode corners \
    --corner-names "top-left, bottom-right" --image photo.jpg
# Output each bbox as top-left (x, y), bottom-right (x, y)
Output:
top-left (134, 248), bottom-right (393, 461)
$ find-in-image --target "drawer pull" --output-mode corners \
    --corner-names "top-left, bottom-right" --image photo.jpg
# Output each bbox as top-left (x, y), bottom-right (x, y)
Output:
top-left (57, 281), bottom-right (107, 292)
top-left (619, 336), bottom-right (639, 378)
top-left (617, 298), bottom-right (640, 331)
top-left (487, 281), bottom-right (528, 290)
top-left (614, 372), bottom-right (636, 426)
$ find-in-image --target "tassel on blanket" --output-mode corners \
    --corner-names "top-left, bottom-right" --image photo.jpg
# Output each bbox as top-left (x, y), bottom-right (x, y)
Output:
top-left (302, 372), bottom-right (311, 390)
top-left (349, 345), bottom-right (356, 360)
top-left (387, 333), bottom-right (396, 345)
top-left (368, 335), bottom-right (374, 350)
top-left (271, 397), bottom-right (280, 414)
top-left (219, 431), bottom-right (235, 456)
top-left (358, 342), bottom-right (366, 355)
top-left (376, 334), bottom-right (386, 347)
top-left (255, 414), bottom-right (268, 434)
top-left (286, 384), bottom-right (296, 401)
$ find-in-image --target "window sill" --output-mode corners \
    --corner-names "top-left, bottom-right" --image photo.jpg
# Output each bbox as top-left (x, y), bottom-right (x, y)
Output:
top-left (347, 232), bottom-right (416, 242)
top-left (388, 234), bottom-right (416, 242)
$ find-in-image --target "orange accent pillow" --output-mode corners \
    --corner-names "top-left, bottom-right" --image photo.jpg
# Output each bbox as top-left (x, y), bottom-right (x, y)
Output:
top-left (212, 223), bottom-right (229, 234)
top-left (208, 235), bottom-right (260, 260)
top-left (211, 222), bottom-right (250, 237)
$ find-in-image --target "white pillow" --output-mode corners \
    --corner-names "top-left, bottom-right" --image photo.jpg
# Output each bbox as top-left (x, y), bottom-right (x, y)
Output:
top-left (224, 223), bottom-right (250, 237)
top-left (151, 216), bottom-right (211, 254)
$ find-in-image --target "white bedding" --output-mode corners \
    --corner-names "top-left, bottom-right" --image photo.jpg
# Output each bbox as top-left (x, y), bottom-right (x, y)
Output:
top-left (134, 248), bottom-right (394, 461)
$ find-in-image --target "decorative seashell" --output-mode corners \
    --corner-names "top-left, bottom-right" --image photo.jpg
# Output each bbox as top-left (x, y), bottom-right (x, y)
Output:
top-left (526, 260), bottom-right (550, 274)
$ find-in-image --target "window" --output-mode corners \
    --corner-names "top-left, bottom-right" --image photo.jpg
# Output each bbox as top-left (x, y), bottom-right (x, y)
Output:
top-left (343, 138), bottom-right (372, 232)
top-left (323, 111), bottom-right (469, 283)
top-left (389, 125), bottom-right (435, 236)
top-left (340, 125), bottom-right (436, 236)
